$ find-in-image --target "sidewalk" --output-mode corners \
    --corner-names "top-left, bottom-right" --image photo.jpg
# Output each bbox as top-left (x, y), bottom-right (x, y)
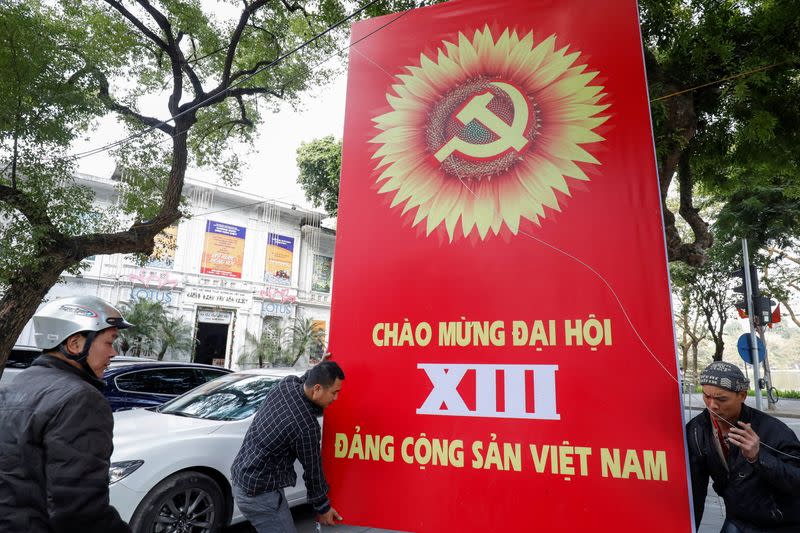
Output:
top-left (225, 506), bottom-right (404, 533)
top-left (230, 485), bottom-right (726, 533)
top-left (284, 497), bottom-right (726, 532)
top-left (683, 393), bottom-right (800, 418)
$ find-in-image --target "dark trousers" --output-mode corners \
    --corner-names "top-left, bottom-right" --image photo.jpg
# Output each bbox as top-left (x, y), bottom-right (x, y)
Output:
top-left (721, 519), bottom-right (745, 533)
top-left (233, 486), bottom-right (296, 533)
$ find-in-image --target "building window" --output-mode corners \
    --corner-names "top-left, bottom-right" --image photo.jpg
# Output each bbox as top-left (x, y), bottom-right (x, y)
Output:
top-left (311, 255), bottom-right (333, 293)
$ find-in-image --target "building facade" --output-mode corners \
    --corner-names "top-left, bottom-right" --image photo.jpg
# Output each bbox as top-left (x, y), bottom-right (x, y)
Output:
top-left (15, 172), bottom-right (335, 369)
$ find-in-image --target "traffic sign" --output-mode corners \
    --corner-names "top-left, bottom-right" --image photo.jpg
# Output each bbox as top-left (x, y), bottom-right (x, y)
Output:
top-left (737, 333), bottom-right (766, 364)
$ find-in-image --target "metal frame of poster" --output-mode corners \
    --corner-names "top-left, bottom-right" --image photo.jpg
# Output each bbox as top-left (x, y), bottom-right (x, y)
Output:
top-left (200, 220), bottom-right (246, 279)
top-left (323, 1), bottom-right (693, 532)
top-left (265, 233), bottom-right (295, 285)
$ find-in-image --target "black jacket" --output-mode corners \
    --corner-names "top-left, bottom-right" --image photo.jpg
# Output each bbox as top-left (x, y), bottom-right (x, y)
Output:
top-left (686, 404), bottom-right (800, 532)
top-left (0, 355), bottom-right (131, 533)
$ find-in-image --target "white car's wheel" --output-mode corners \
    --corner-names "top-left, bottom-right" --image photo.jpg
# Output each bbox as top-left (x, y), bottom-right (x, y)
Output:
top-left (129, 471), bottom-right (226, 533)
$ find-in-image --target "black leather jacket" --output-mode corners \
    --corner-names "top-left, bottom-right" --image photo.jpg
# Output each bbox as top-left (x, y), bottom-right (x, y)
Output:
top-left (686, 404), bottom-right (800, 532)
top-left (0, 355), bottom-right (131, 533)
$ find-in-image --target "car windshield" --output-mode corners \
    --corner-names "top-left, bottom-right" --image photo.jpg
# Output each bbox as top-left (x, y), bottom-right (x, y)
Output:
top-left (156, 373), bottom-right (281, 421)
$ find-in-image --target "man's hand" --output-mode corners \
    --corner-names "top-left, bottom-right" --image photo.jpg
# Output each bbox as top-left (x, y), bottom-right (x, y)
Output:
top-left (727, 421), bottom-right (760, 462)
top-left (317, 507), bottom-right (342, 526)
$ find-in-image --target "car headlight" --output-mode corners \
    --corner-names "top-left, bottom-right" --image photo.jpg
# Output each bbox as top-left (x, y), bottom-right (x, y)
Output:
top-left (109, 460), bottom-right (144, 485)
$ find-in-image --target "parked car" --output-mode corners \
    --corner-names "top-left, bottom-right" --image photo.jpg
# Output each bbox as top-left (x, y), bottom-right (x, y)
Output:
top-left (109, 369), bottom-right (306, 532)
top-left (0, 345), bottom-right (42, 387)
top-left (102, 360), bottom-right (233, 411)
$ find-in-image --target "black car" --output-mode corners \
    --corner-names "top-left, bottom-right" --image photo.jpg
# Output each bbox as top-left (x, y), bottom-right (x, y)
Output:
top-left (102, 359), bottom-right (232, 411)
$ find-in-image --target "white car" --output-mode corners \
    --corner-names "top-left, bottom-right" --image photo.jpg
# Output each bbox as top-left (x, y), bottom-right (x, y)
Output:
top-left (109, 368), bottom-right (307, 532)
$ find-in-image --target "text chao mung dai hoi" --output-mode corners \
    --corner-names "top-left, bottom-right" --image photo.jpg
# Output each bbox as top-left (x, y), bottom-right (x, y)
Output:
top-left (333, 316), bottom-right (670, 483)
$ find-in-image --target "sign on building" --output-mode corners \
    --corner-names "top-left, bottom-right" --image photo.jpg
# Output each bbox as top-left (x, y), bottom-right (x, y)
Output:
top-left (197, 309), bottom-right (232, 324)
top-left (260, 300), bottom-right (295, 318)
top-left (323, 1), bottom-right (692, 531)
top-left (201, 220), bottom-right (246, 279)
top-left (265, 233), bottom-right (295, 285)
top-left (183, 287), bottom-right (252, 308)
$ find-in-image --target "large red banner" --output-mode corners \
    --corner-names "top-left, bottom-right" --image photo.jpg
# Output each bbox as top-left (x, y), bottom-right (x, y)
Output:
top-left (324, 1), bottom-right (693, 531)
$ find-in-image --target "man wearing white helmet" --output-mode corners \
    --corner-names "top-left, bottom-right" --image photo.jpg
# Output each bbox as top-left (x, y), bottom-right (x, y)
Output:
top-left (0, 295), bottom-right (133, 533)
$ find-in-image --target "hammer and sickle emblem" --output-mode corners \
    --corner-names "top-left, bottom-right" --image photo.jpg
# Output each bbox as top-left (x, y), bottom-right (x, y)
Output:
top-left (434, 81), bottom-right (530, 162)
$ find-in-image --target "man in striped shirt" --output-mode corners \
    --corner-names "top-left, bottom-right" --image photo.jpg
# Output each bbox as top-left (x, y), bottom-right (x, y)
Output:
top-left (231, 361), bottom-right (344, 532)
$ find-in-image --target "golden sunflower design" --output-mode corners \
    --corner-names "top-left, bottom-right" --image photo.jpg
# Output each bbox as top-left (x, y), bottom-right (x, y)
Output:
top-left (370, 26), bottom-right (610, 241)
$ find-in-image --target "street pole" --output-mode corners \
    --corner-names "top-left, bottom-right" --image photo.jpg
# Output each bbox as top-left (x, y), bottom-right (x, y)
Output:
top-left (742, 238), bottom-right (763, 411)
top-left (756, 325), bottom-right (776, 410)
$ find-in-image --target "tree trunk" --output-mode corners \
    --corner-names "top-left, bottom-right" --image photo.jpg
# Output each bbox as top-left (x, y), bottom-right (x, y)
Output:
top-left (157, 346), bottom-right (167, 361)
top-left (0, 253), bottom-right (70, 378)
top-left (291, 338), bottom-right (308, 367)
top-left (713, 340), bottom-right (724, 361)
top-left (0, 117), bottom-right (191, 375)
top-left (679, 319), bottom-right (689, 372)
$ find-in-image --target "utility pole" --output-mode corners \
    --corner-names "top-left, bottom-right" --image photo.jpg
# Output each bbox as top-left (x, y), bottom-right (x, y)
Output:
top-left (756, 325), bottom-right (776, 411)
top-left (742, 239), bottom-right (763, 411)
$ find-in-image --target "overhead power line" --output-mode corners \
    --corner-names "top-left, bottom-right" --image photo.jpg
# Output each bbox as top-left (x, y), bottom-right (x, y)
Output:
top-left (650, 60), bottom-right (794, 102)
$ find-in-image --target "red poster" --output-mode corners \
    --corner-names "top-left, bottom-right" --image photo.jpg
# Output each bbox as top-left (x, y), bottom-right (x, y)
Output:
top-left (325, 1), bottom-right (692, 531)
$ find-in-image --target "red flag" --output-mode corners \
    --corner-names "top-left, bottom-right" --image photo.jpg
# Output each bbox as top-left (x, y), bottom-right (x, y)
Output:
top-left (768, 303), bottom-right (781, 328)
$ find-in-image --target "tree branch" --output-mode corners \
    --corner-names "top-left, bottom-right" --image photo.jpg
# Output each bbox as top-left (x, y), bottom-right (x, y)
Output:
top-left (235, 94), bottom-right (252, 126)
top-left (280, 0), bottom-right (310, 17)
top-left (185, 84), bottom-right (284, 116)
top-left (104, 1), bottom-right (170, 54)
top-left (186, 44), bottom-right (227, 65)
top-left (229, 57), bottom-right (277, 84)
top-left (0, 185), bottom-right (62, 239)
top-left (73, 216), bottom-right (179, 258)
top-left (104, 1), bottom-right (184, 113)
top-left (228, 86), bottom-right (285, 99)
top-left (87, 67), bottom-right (176, 136)
top-left (191, 93), bottom-right (254, 149)
top-left (222, 0), bottom-right (270, 84)
top-left (778, 298), bottom-right (800, 329)
top-left (134, 0), bottom-right (187, 113)
top-left (767, 246), bottom-right (800, 265)
top-left (173, 30), bottom-right (205, 99)
top-left (135, 0), bottom-right (175, 45)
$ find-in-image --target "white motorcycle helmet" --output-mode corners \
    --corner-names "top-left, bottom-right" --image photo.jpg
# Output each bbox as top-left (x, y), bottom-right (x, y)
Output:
top-left (33, 295), bottom-right (132, 351)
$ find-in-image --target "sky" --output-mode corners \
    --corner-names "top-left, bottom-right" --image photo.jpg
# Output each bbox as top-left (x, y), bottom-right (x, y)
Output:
top-left (73, 68), bottom-right (349, 211)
